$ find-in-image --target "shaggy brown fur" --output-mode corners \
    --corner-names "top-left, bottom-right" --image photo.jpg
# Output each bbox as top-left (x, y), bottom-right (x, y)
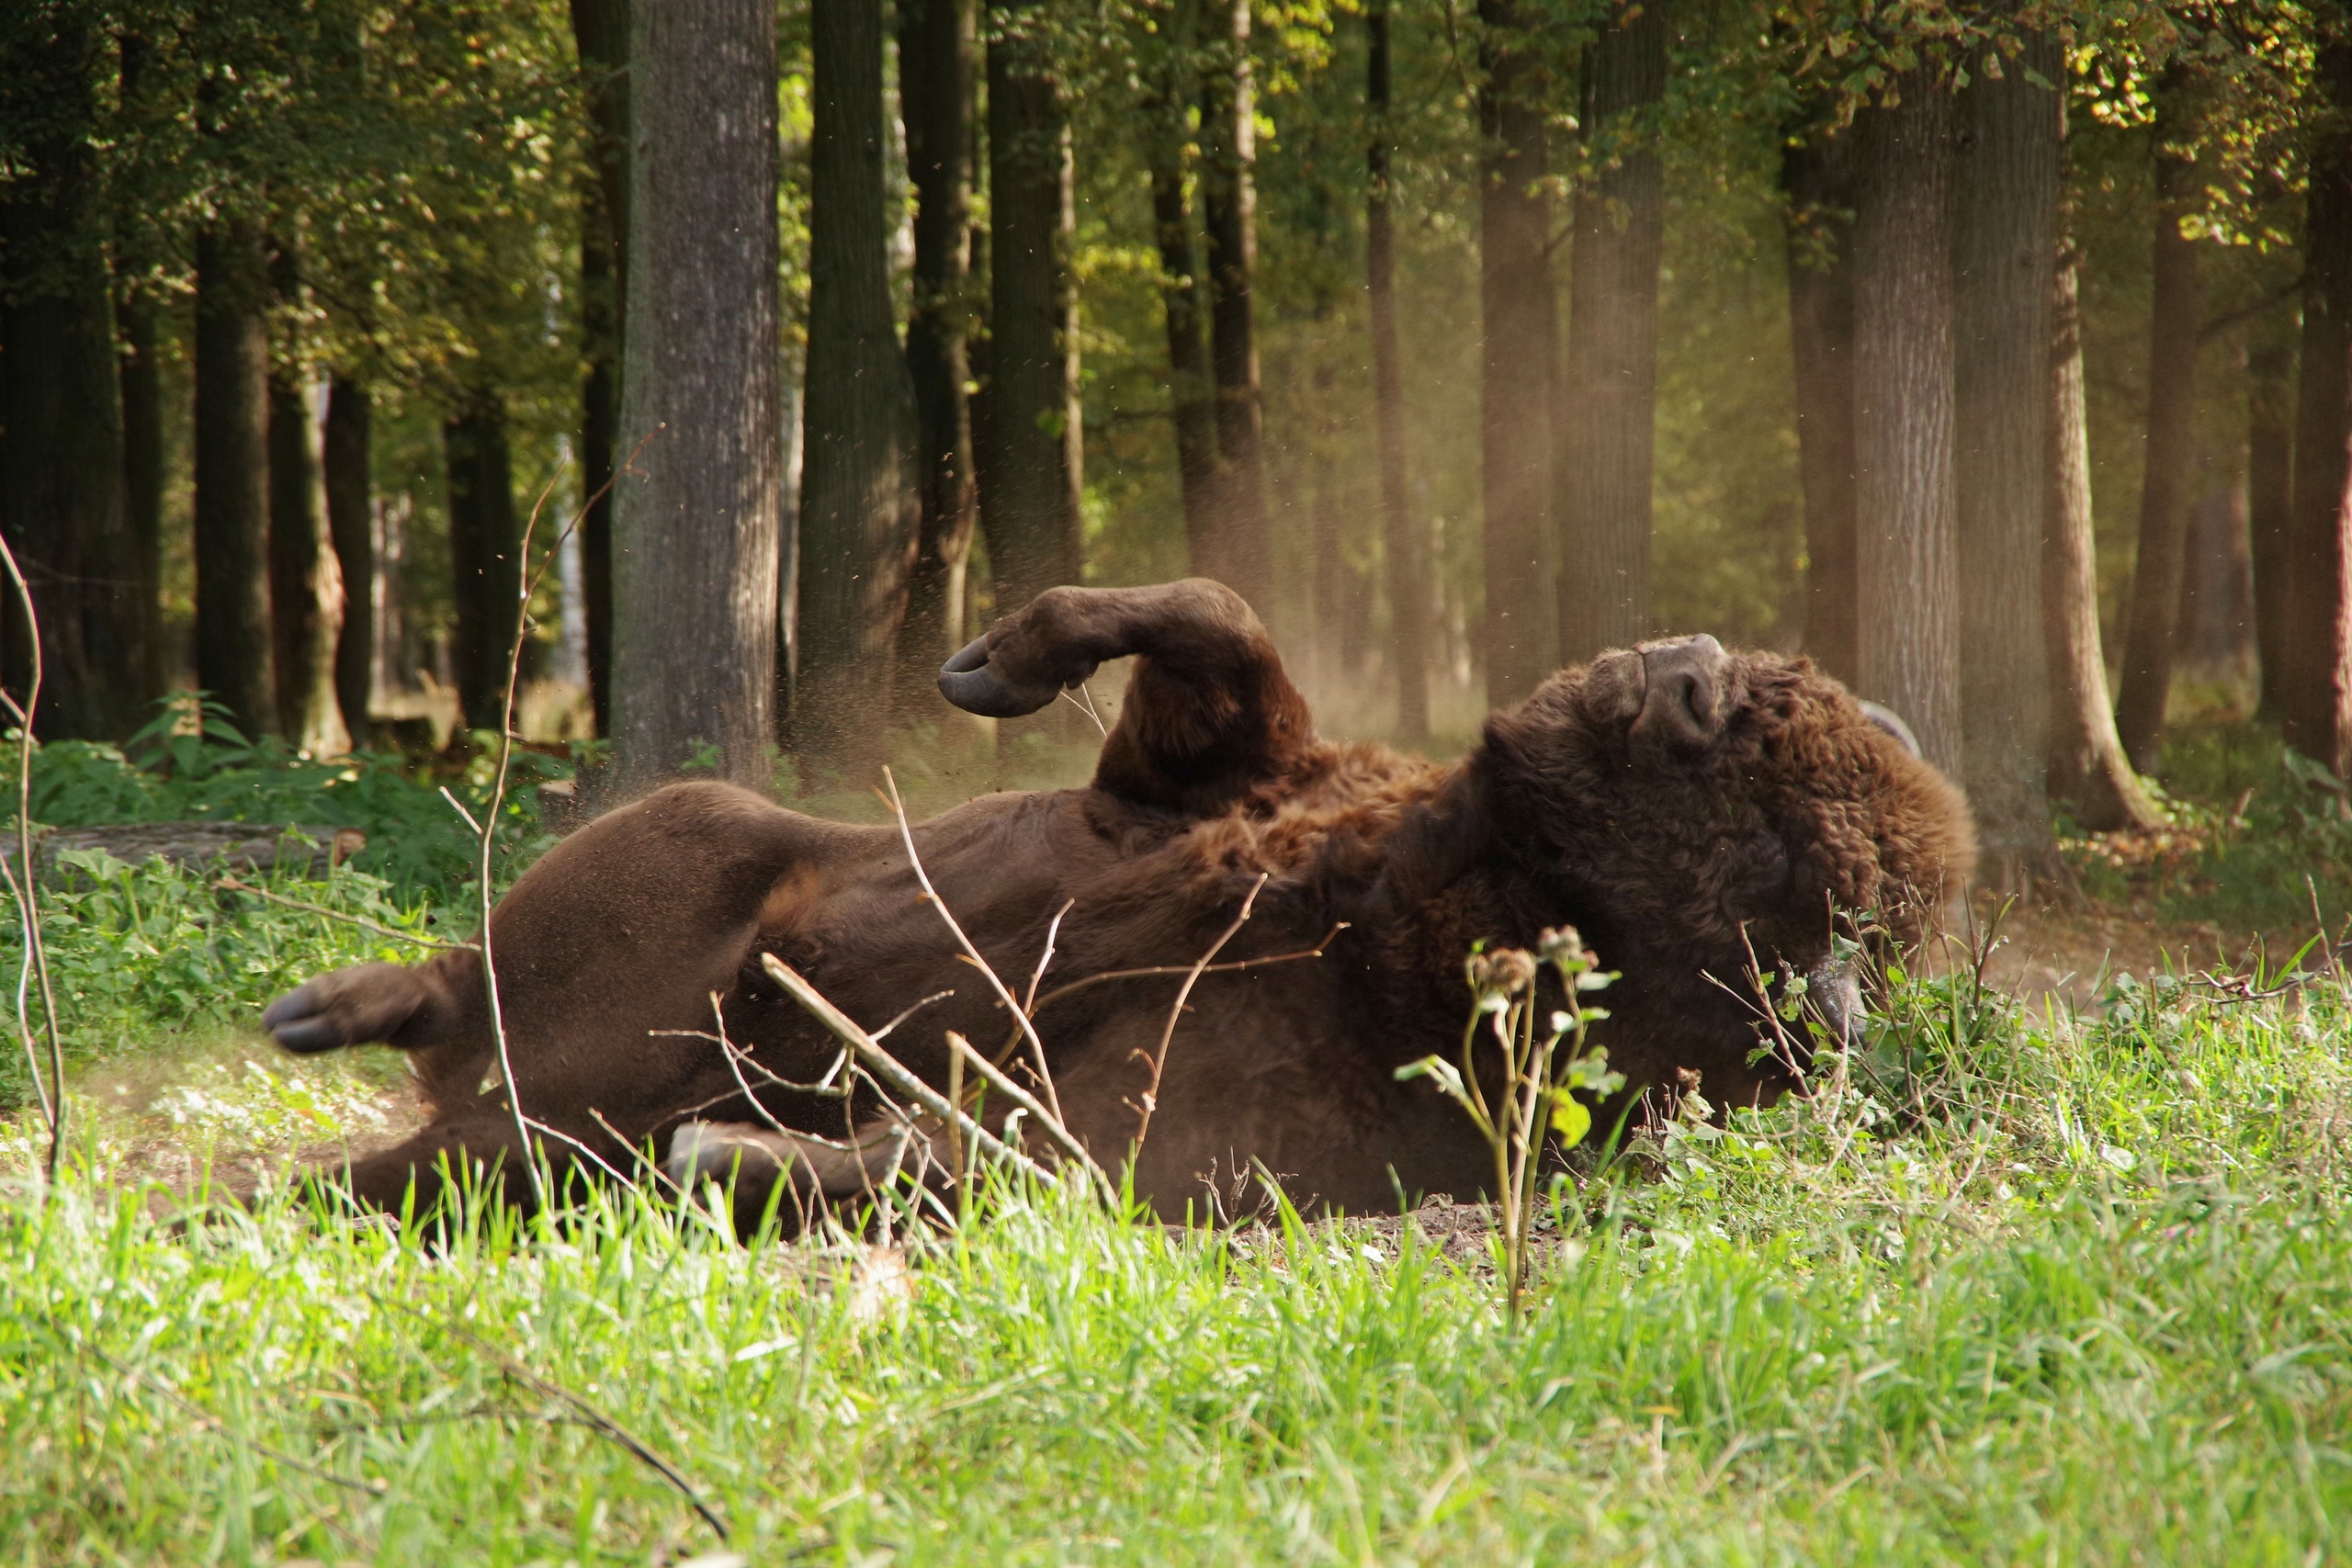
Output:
top-left (261, 580), bottom-right (1973, 1221)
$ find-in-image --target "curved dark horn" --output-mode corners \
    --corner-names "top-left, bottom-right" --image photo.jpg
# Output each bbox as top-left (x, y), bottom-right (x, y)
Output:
top-left (1858, 700), bottom-right (1922, 759)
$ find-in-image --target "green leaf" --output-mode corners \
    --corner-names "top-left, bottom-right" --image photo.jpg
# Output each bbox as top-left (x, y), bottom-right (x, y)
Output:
top-left (1551, 1091), bottom-right (1592, 1147)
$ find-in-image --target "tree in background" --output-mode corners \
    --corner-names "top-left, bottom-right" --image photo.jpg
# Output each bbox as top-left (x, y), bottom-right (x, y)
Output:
top-left (1953, 26), bottom-right (2062, 888)
top-left (1366, 0), bottom-right (1428, 742)
top-left (1781, 117), bottom-right (1860, 688)
top-left (1555, 0), bottom-right (1670, 664)
top-left (322, 378), bottom-right (372, 741)
top-left (1851, 67), bottom-right (1961, 773)
top-left (1143, 2), bottom-right (1222, 572)
top-left (266, 243), bottom-right (347, 754)
top-left (615, 0), bottom-right (784, 788)
top-left (1198, 0), bottom-right (1271, 609)
top-left (2113, 75), bottom-right (2205, 773)
top-left (570, 0), bottom-right (628, 740)
top-left (445, 391), bottom-right (520, 735)
top-left (1476, 0), bottom-right (1554, 705)
top-left (2285, 29), bottom-right (2352, 777)
top-left (984, 0), bottom-right (1084, 611)
top-left (2246, 320), bottom-right (2295, 724)
top-left (897, 0), bottom-right (981, 694)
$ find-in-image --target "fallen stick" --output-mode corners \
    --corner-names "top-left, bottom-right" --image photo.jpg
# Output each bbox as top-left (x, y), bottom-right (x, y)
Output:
top-left (944, 1030), bottom-right (1110, 1190)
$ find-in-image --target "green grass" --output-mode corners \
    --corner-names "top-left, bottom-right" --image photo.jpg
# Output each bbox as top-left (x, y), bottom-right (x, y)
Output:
top-left (1, 932), bottom-right (2347, 1562)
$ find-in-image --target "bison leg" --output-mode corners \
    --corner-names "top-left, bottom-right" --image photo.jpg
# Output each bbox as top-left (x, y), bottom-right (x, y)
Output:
top-left (936, 579), bottom-right (1317, 814)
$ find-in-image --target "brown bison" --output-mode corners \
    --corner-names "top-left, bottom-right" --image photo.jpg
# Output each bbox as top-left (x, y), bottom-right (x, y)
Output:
top-left (260, 580), bottom-right (1972, 1222)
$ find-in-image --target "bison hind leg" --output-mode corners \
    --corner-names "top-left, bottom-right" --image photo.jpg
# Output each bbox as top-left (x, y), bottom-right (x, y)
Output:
top-left (665, 1118), bottom-right (933, 1237)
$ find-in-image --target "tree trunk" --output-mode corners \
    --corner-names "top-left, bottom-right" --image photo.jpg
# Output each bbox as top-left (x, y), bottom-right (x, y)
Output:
top-left (0, 8), bottom-right (140, 740)
top-left (2247, 323), bottom-right (2295, 721)
top-left (1198, 0), bottom-right (1269, 607)
top-left (1850, 72), bottom-right (1961, 774)
top-left (193, 220), bottom-right (277, 738)
top-left (981, 0), bottom-right (1082, 611)
top-left (1146, 5), bottom-right (1221, 564)
top-left (267, 247), bottom-right (347, 755)
top-left (2113, 85), bottom-right (2204, 773)
top-left (2283, 37), bottom-right (2352, 776)
top-left (1367, 0), bottom-right (1428, 742)
top-left (1781, 122), bottom-right (1860, 687)
top-left (119, 287), bottom-right (166, 705)
top-left (1476, 0), bottom-right (1555, 703)
top-left (896, 0), bottom-right (981, 694)
top-left (571, 0), bottom-right (628, 741)
top-left (446, 394), bottom-right (520, 737)
top-left (797, 0), bottom-right (916, 782)
top-left (2045, 213), bottom-right (2162, 829)
top-left (1555, 0), bottom-right (1668, 662)
top-left (1952, 29), bottom-right (2060, 887)
top-left (324, 378), bottom-right (374, 740)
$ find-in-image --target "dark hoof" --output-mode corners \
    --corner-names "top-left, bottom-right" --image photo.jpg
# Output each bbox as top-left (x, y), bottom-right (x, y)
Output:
top-left (937, 636), bottom-right (1060, 719)
top-left (263, 982), bottom-right (345, 1053)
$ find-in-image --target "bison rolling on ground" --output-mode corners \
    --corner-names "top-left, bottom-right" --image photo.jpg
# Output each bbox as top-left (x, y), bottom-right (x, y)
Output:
top-left (259, 580), bottom-right (1973, 1224)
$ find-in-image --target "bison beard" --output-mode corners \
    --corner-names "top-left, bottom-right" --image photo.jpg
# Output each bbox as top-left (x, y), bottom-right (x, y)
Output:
top-left (259, 579), bottom-right (1973, 1224)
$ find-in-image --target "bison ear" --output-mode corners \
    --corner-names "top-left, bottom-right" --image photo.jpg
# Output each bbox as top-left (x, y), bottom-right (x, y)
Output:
top-left (937, 636), bottom-right (1062, 719)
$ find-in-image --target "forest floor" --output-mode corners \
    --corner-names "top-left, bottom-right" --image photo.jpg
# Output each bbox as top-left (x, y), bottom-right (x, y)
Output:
top-left (4, 706), bottom-right (2349, 1562)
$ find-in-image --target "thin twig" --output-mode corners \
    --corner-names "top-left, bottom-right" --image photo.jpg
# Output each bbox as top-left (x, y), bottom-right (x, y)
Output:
top-left (879, 766), bottom-right (1067, 1126)
top-left (944, 1030), bottom-right (1109, 1187)
top-left (0, 536), bottom-right (64, 1177)
top-left (1023, 899), bottom-right (1076, 1014)
top-left (997, 923), bottom-right (1345, 1066)
top-left (760, 953), bottom-right (1053, 1185)
top-left (216, 876), bottom-right (470, 952)
top-left (1130, 874), bottom-right (1267, 1160)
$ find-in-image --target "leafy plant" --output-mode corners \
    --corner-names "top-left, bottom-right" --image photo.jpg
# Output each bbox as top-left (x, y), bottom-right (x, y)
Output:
top-left (1396, 927), bottom-right (1622, 1320)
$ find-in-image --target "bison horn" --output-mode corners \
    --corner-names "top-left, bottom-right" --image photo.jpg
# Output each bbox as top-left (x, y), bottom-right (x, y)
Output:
top-left (1858, 700), bottom-right (1923, 758)
top-left (1631, 633), bottom-right (1729, 751)
top-left (937, 635), bottom-right (1062, 719)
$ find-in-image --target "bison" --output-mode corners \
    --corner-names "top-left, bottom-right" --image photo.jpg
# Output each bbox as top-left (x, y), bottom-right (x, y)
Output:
top-left (258, 580), bottom-right (1972, 1224)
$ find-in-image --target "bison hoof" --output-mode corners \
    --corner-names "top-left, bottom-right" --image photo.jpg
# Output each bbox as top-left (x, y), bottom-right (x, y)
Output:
top-left (262, 981), bottom-right (348, 1053)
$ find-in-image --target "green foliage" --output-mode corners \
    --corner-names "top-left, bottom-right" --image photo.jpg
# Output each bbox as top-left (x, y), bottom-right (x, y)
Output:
top-left (19, 698), bottom-right (569, 903)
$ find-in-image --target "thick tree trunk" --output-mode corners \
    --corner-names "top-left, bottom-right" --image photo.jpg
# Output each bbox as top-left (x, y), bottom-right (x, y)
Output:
top-left (616, 0), bottom-right (782, 787)
top-left (982, 0), bottom-right (1082, 611)
top-left (1952, 30), bottom-right (2060, 887)
top-left (1475, 0), bottom-right (1555, 703)
top-left (2283, 39), bottom-right (2352, 776)
top-left (2114, 86), bottom-right (2204, 773)
top-left (266, 248), bottom-right (346, 754)
top-left (0, 9), bottom-right (140, 740)
top-left (2247, 324), bottom-right (2294, 721)
top-left (896, 0), bottom-right (981, 693)
top-left (571, 0), bottom-right (628, 741)
top-left (1367, 0), bottom-right (1428, 742)
top-left (1781, 122), bottom-right (1860, 687)
top-left (1198, 0), bottom-right (1269, 607)
top-left (323, 378), bottom-right (374, 740)
top-left (797, 0), bottom-right (917, 781)
top-left (2045, 220), bottom-right (2162, 829)
top-left (193, 220), bottom-right (277, 738)
top-left (119, 288), bottom-right (166, 704)
top-left (1146, 5), bottom-right (1220, 563)
top-left (445, 395), bottom-right (520, 737)
top-left (1850, 72), bottom-right (1961, 774)
top-left (1555, 0), bottom-right (1668, 662)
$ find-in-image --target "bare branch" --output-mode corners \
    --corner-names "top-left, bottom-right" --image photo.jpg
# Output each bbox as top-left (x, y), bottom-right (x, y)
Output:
top-left (944, 1030), bottom-right (1110, 1188)
top-left (0, 533), bottom-right (64, 1176)
top-left (1131, 874), bottom-right (1268, 1159)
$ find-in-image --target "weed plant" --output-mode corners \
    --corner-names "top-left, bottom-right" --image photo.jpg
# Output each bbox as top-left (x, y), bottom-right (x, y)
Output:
top-left (1, 941), bottom-right (2346, 1561)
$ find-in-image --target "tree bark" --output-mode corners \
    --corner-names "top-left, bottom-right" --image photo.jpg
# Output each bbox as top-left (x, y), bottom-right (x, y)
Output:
top-left (1851, 71), bottom-right (1961, 774)
top-left (2113, 84), bottom-right (2205, 773)
top-left (982, 0), bottom-right (1082, 611)
top-left (2247, 323), bottom-right (2295, 721)
top-left (571, 0), bottom-right (628, 741)
top-left (1555, 0), bottom-right (1668, 662)
top-left (267, 247), bottom-right (347, 755)
top-left (797, 0), bottom-right (917, 781)
top-left (324, 378), bottom-right (374, 740)
top-left (1367, 0), bottom-right (1428, 741)
top-left (1198, 0), bottom-right (1269, 607)
top-left (119, 287), bottom-right (166, 705)
top-left (896, 0), bottom-right (981, 694)
top-left (1146, 4), bottom-right (1221, 563)
top-left (2045, 211), bottom-right (2162, 829)
top-left (194, 220), bottom-right (277, 739)
top-left (0, 7), bottom-right (140, 740)
top-left (445, 394), bottom-right (520, 737)
top-left (2283, 37), bottom-right (2352, 776)
top-left (1781, 121), bottom-right (1860, 687)
top-left (1476, 0), bottom-right (1555, 703)
top-left (1952, 30), bottom-right (2060, 887)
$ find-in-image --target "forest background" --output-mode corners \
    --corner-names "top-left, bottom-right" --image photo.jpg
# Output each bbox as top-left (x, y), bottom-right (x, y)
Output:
top-left (2, 0), bottom-right (2349, 897)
